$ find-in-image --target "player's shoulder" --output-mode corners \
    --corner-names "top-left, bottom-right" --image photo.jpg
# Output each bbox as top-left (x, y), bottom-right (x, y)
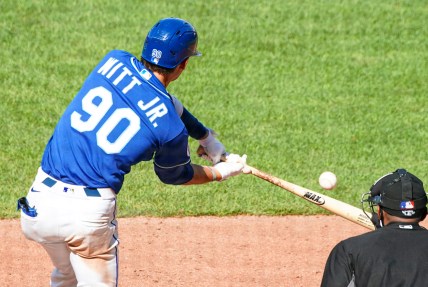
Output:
top-left (101, 50), bottom-right (135, 62)
top-left (103, 49), bottom-right (135, 60)
top-left (93, 50), bottom-right (138, 74)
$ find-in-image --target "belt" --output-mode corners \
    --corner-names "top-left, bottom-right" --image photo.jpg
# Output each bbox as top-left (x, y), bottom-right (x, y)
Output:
top-left (34, 168), bottom-right (116, 199)
top-left (41, 177), bottom-right (105, 197)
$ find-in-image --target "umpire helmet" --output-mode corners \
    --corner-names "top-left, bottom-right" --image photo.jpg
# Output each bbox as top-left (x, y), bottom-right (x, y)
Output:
top-left (142, 18), bottom-right (202, 69)
top-left (364, 169), bottom-right (428, 221)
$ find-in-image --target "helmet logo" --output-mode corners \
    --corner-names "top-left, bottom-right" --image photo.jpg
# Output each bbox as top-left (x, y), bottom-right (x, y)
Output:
top-left (402, 210), bottom-right (416, 216)
top-left (151, 49), bottom-right (162, 64)
top-left (400, 200), bottom-right (415, 210)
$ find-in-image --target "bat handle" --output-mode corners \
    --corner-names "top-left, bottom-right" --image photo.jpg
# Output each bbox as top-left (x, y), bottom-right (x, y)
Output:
top-left (246, 165), bottom-right (261, 175)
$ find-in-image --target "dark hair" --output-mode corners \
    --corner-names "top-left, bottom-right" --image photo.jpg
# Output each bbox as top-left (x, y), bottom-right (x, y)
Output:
top-left (141, 58), bottom-right (175, 75)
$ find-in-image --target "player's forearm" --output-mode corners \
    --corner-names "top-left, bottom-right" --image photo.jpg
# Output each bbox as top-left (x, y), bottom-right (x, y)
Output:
top-left (183, 164), bottom-right (221, 185)
top-left (169, 95), bottom-right (208, 140)
top-left (184, 155), bottom-right (247, 185)
top-left (181, 108), bottom-right (208, 140)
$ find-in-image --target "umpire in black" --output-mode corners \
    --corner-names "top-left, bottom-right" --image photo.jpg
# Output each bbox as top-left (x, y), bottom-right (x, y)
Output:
top-left (321, 169), bottom-right (428, 287)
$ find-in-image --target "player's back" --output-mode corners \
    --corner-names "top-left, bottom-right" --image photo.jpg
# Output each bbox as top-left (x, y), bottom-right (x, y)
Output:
top-left (41, 50), bottom-right (187, 192)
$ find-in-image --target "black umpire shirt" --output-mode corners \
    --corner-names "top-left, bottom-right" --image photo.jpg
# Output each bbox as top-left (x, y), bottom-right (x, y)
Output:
top-left (321, 222), bottom-right (428, 287)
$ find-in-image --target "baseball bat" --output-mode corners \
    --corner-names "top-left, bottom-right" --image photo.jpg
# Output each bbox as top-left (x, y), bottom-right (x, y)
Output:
top-left (247, 165), bottom-right (375, 230)
top-left (197, 147), bottom-right (375, 230)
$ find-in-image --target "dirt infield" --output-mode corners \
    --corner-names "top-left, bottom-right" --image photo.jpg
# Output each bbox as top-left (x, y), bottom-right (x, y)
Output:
top-left (0, 215), bottom-right (385, 286)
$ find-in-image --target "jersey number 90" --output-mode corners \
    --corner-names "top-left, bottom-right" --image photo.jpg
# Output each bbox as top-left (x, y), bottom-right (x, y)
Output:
top-left (70, 86), bottom-right (140, 154)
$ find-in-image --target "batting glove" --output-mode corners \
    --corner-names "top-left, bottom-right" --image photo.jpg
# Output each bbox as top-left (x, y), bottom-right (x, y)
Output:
top-left (214, 153), bottom-right (248, 180)
top-left (198, 129), bottom-right (226, 164)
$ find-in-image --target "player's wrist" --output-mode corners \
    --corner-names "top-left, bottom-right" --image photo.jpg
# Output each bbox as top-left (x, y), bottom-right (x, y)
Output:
top-left (208, 167), bottom-right (221, 181)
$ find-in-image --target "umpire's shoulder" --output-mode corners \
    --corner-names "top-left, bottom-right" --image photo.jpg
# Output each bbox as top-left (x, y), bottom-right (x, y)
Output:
top-left (340, 229), bottom-right (379, 248)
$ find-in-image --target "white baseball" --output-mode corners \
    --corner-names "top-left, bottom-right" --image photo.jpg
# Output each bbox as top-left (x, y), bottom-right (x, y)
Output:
top-left (319, 171), bottom-right (337, 190)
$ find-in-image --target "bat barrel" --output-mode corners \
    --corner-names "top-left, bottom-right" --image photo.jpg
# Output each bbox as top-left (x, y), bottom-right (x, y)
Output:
top-left (249, 166), bottom-right (375, 230)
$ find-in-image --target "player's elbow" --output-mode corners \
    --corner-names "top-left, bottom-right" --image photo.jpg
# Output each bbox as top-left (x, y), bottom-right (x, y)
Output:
top-left (154, 164), bottom-right (194, 185)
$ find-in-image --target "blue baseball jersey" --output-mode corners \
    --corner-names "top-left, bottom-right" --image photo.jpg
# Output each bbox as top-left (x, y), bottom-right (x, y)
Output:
top-left (41, 50), bottom-right (193, 193)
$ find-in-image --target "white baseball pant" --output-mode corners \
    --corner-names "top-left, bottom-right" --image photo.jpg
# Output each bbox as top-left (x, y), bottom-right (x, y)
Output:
top-left (20, 168), bottom-right (119, 287)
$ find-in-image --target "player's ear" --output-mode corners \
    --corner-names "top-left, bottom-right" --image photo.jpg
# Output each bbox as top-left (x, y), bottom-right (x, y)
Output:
top-left (377, 206), bottom-right (384, 227)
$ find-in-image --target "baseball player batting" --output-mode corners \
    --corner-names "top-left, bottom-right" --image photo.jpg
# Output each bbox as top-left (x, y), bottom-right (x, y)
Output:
top-left (18, 18), bottom-right (247, 286)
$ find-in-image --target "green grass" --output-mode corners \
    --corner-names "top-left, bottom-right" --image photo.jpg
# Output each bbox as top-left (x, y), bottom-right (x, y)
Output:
top-left (1, 0), bottom-right (428, 218)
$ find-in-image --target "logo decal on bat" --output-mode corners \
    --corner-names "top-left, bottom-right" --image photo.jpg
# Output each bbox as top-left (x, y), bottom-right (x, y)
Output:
top-left (303, 192), bottom-right (325, 205)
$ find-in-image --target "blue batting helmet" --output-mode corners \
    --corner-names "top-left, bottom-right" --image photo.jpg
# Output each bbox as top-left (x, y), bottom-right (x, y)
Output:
top-left (142, 18), bottom-right (202, 69)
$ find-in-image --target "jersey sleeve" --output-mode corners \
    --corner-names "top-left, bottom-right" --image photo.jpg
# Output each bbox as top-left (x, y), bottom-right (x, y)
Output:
top-left (180, 107), bottom-right (208, 140)
top-left (153, 131), bottom-right (194, 185)
top-left (321, 241), bottom-right (355, 287)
